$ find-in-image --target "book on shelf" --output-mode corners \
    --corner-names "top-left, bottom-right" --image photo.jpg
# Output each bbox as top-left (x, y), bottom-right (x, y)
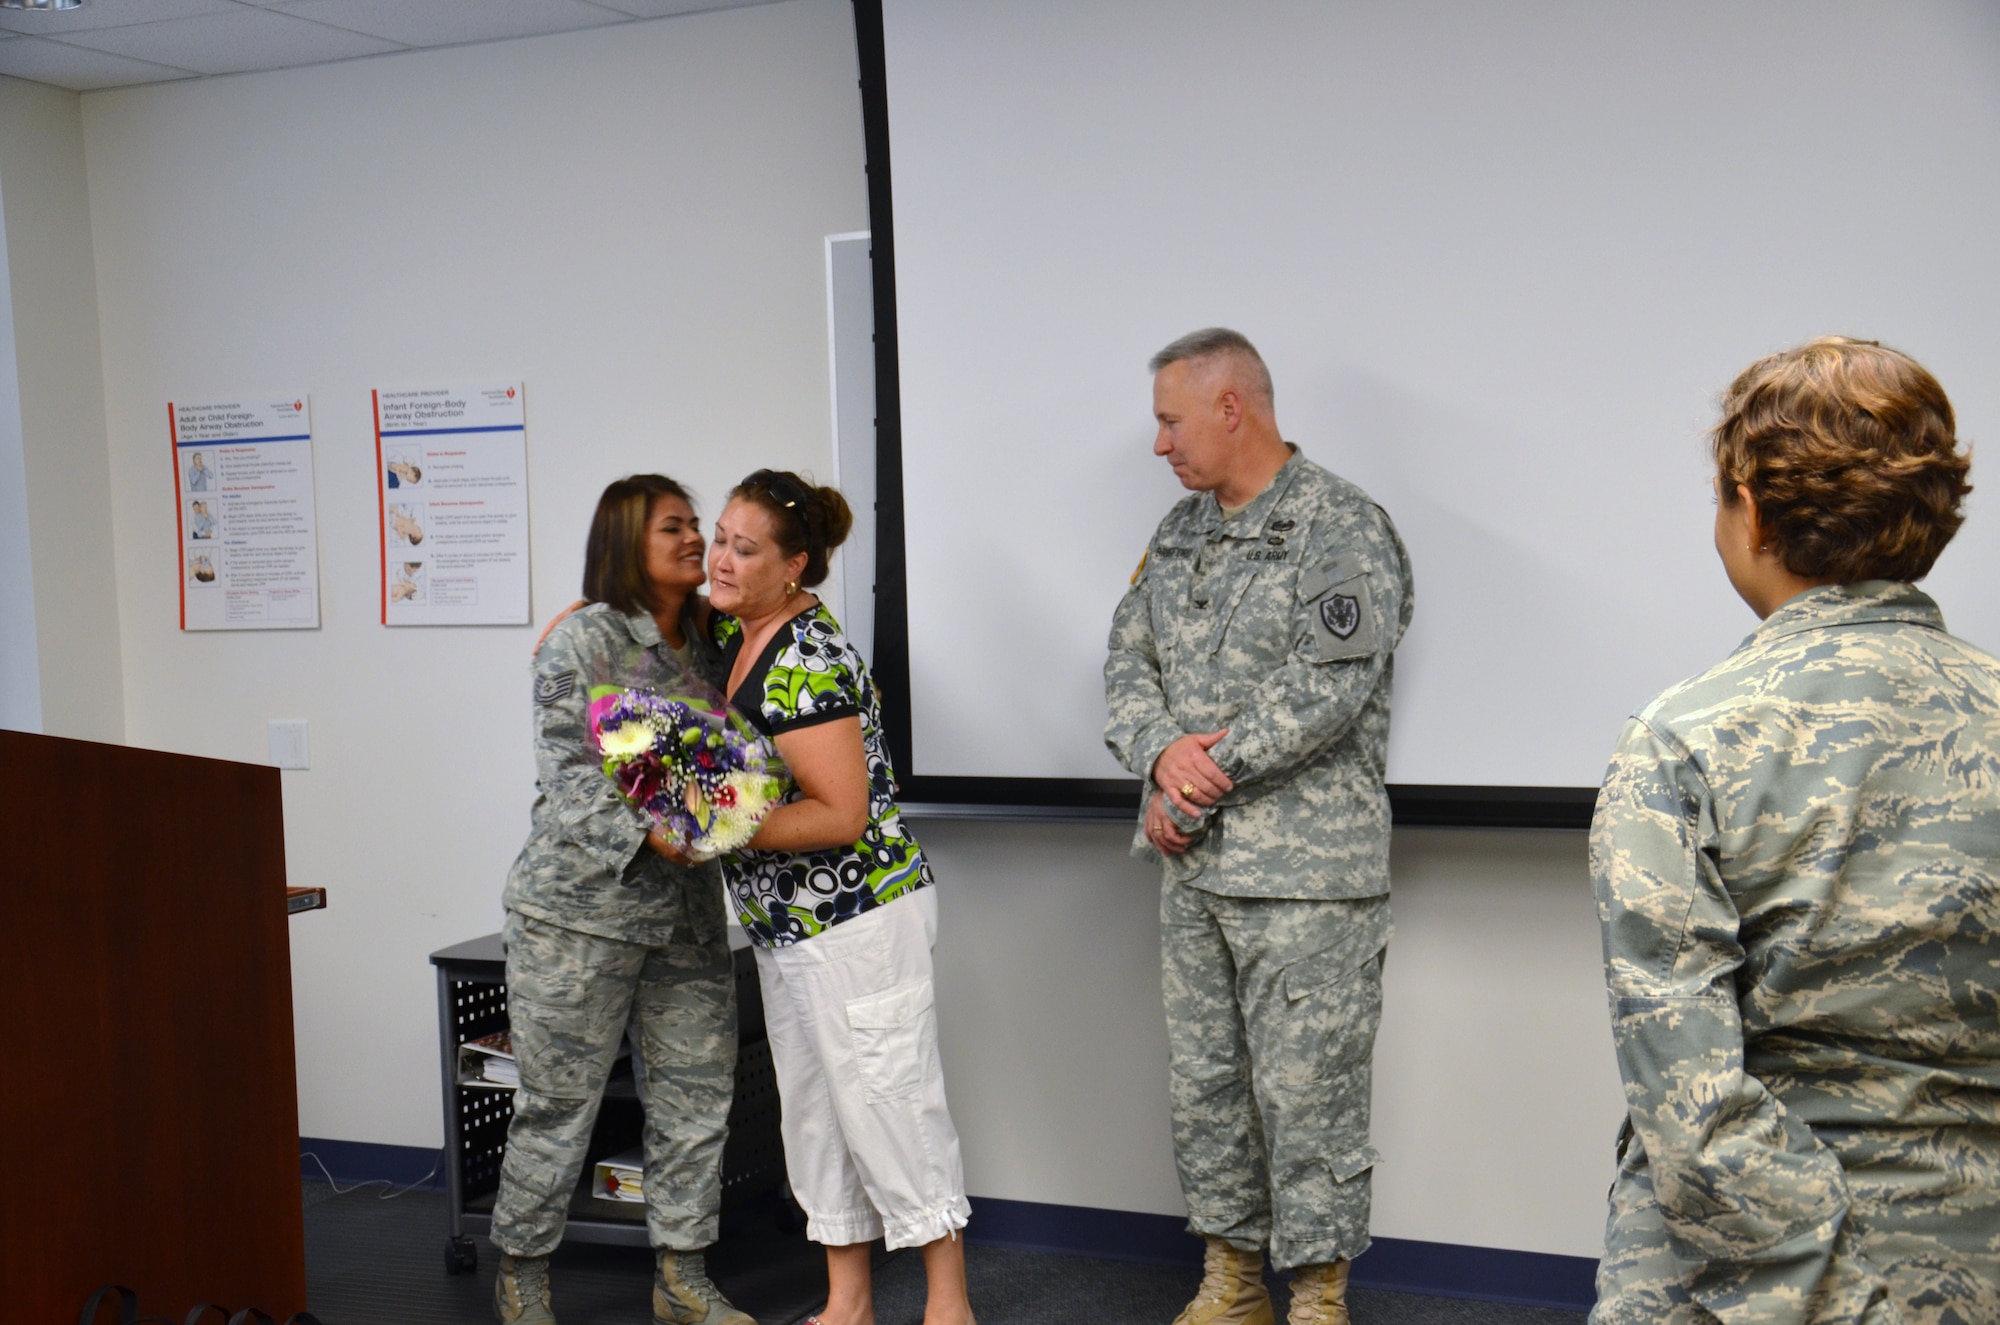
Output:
top-left (457, 1030), bottom-right (519, 1089)
top-left (593, 1147), bottom-right (644, 1203)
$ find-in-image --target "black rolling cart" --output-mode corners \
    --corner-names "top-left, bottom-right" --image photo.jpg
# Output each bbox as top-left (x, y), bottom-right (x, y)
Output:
top-left (430, 932), bottom-right (787, 1275)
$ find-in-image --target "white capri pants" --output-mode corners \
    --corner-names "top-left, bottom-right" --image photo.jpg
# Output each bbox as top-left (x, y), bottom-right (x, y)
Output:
top-left (753, 887), bottom-right (971, 1249)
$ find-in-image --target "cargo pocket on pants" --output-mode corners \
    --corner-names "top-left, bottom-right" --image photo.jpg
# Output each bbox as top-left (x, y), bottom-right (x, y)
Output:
top-left (1274, 944), bottom-right (1383, 1088)
top-left (845, 979), bottom-right (934, 1103)
top-left (1329, 1144), bottom-right (1381, 1183)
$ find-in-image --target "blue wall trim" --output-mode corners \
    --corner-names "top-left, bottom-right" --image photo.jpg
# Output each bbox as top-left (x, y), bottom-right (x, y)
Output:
top-left (964, 1196), bottom-right (1596, 1313)
top-left (965, 1196), bottom-right (1197, 1267)
top-left (1355, 1235), bottom-right (1598, 1312)
top-left (300, 1136), bottom-right (445, 1191)
top-left (297, 1143), bottom-right (1594, 1310)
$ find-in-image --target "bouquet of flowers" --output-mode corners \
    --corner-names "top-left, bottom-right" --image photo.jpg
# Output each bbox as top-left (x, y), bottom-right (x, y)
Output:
top-left (587, 686), bottom-right (786, 861)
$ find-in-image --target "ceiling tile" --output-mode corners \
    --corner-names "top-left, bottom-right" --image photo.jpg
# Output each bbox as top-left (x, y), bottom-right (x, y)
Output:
top-left (266, 0), bottom-right (625, 47)
top-left (0, 34), bottom-right (192, 91)
top-left (581, 0), bottom-right (781, 18)
top-left (0, 0), bottom-right (239, 37)
top-left (53, 8), bottom-right (402, 75)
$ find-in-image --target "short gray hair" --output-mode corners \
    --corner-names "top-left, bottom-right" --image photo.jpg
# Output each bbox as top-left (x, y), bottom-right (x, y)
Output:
top-left (1149, 327), bottom-right (1274, 409)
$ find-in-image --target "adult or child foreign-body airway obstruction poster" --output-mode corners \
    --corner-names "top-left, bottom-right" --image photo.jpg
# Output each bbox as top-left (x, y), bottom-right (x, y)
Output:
top-left (170, 396), bottom-right (322, 631)
top-left (373, 382), bottom-right (530, 626)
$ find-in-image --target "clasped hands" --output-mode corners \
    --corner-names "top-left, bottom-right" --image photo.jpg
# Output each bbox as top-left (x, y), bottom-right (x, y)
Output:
top-left (1146, 729), bottom-right (1231, 856)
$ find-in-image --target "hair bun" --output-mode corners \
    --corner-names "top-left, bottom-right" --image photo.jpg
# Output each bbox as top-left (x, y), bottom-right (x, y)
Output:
top-left (729, 469), bottom-right (853, 589)
top-left (813, 485), bottom-right (855, 553)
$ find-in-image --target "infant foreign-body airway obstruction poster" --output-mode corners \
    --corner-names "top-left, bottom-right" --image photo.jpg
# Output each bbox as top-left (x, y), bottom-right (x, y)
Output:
top-left (373, 382), bottom-right (530, 627)
top-left (169, 395), bottom-right (322, 631)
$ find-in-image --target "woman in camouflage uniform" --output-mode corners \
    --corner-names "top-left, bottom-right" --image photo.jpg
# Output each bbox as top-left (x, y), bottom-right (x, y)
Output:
top-left (492, 475), bottom-right (758, 1325)
top-left (1590, 338), bottom-right (1998, 1325)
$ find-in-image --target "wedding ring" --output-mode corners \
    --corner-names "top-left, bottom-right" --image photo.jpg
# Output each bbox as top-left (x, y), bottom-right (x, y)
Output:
top-left (1180, 782), bottom-right (1197, 799)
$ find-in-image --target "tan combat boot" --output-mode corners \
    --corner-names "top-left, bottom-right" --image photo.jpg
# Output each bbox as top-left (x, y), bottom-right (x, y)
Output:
top-left (493, 1253), bottom-right (556, 1325)
top-left (1286, 1260), bottom-right (1351, 1325)
top-left (653, 1248), bottom-right (757, 1325)
top-left (1172, 1236), bottom-right (1275, 1325)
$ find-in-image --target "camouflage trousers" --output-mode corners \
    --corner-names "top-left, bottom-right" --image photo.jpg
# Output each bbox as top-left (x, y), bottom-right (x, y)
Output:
top-left (490, 891), bottom-right (737, 1257)
top-left (1161, 878), bottom-right (1389, 1271)
top-left (1594, 1120), bottom-right (2000, 1325)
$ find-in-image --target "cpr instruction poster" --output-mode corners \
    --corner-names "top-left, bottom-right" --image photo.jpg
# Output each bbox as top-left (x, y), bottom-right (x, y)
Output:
top-left (374, 382), bottom-right (531, 626)
top-left (170, 396), bottom-right (321, 631)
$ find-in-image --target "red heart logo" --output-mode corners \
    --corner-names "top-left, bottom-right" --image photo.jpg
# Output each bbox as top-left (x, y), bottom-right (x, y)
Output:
top-left (294, 401), bottom-right (303, 410)
top-left (506, 387), bottom-right (516, 398)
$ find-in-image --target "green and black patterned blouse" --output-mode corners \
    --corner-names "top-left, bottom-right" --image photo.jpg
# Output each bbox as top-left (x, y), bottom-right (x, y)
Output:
top-left (713, 602), bottom-right (932, 947)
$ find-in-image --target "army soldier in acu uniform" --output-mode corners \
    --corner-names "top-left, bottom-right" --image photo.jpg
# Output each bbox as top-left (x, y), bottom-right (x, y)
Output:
top-left (1591, 338), bottom-right (2000, 1325)
top-left (1105, 329), bottom-right (1414, 1325)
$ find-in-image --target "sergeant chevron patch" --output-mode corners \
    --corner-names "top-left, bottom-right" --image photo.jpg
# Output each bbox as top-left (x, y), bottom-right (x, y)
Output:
top-left (534, 670), bottom-right (577, 705)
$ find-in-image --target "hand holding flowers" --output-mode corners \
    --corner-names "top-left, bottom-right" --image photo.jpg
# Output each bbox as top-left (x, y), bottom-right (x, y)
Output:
top-left (587, 687), bottom-right (785, 862)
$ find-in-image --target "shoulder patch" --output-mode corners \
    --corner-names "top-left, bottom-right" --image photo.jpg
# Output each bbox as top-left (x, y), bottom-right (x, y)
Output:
top-left (1308, 578), bottom-right (1375, 662)
top-left (534, 670), bottom-right (577, 706)
top-left (1300, 554), bottom-right (1376, 663)
top-left (1320, 593), bottom-right (1362, 640)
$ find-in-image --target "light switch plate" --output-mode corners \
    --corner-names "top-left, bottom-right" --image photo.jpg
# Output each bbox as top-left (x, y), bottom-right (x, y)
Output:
top-left (268, 719), bottom-right (309, 770)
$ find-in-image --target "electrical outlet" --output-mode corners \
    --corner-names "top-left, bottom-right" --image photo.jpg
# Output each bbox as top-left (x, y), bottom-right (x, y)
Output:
top-left (268, 719), bottom-right (309, 770)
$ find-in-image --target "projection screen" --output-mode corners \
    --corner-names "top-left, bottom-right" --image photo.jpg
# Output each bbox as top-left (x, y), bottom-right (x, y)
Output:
top-left (876, 0), bottom-right (2000, 793)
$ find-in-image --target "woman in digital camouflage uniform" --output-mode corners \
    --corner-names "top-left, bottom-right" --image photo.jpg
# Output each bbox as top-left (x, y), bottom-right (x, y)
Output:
top-left (492, 475), bottom-right (757, 1325)
top-left (1590, 338), bottom-right (1998, 1325)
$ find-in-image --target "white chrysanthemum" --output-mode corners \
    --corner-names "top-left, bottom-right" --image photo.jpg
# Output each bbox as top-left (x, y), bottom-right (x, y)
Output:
top-left (597, 720), bottom-right (656, 759)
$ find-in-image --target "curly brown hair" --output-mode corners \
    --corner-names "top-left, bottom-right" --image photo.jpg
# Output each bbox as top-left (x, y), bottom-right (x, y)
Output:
top-left (1712, 336), bottom-right (1972, 583)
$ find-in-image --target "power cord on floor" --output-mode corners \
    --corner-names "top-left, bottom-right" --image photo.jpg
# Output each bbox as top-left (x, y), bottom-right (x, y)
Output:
top-left (301, 1150), bottom-right (441, 1200)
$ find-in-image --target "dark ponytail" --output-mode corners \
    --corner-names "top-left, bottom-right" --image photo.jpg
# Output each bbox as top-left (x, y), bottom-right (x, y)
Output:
top-left (729, 469), bottom-right (853, 587)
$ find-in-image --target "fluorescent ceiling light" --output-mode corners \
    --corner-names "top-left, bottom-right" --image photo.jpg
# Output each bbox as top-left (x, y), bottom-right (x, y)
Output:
top-left (0, 0), bottom-right (86, 10)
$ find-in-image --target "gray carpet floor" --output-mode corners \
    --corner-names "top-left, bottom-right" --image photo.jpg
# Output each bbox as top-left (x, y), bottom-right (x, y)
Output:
top-left (302, 1183), bottom-right (1585, 1325)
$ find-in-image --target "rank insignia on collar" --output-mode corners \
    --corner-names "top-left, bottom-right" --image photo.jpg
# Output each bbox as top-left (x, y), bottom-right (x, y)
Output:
top-left (1321, 594), bottom-right (1361, 640)
top-left (1270, 518), bottom-right (1296, 532)
top-left (534, 670), bottom-right (577, 705)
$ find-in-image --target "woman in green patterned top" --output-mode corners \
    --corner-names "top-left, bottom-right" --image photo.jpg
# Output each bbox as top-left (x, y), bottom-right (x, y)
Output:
top-left (707, 469), bottom-right (974, 1325)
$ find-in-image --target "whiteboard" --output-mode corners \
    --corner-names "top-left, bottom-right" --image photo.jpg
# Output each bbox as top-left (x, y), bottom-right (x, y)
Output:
top-left (881, 0), bottom-right (2000, 787)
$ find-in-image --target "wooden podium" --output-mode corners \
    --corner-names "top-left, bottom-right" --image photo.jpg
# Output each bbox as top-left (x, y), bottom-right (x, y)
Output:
top-left (0, 729), bottom-right (309, 1322)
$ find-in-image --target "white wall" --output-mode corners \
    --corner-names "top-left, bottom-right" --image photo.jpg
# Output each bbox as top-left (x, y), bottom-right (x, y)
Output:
top-left (0, 75), bottom-right (122, 742)
top-left (923, 821), bottom-right (1620, 1259)
top-left (0, 126), bottom-right (36, 734)
top-left (80, 0), bottom-right (867, 1148)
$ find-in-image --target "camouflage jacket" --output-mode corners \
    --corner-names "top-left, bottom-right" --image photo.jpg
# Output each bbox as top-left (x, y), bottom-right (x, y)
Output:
top-left (503, 600), bottom-right (725, 945)
top-left (1591, 582), bottom-right (2000, 1322)
top-left (1104, 448), bottom-right (1414, 899)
